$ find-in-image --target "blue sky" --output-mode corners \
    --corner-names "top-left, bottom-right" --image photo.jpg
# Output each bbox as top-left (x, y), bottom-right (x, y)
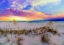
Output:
top-left (0, 0), bottom-right (10, 10)
top-left (0, 0), bottom-right (64, 21)
top-left (0, 0), bottom-right (64, 14)
top-left (34, 0), bottom-right (64, 14)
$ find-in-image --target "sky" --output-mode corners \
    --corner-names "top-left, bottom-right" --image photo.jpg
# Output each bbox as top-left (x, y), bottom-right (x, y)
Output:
top-left (0, 0), bottom-right (64, 21)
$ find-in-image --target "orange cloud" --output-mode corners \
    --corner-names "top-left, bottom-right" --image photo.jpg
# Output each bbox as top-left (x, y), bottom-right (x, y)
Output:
top-left (0, 9), bottom-right (64, 21)
top-left (50, 13), bottom-right (64, 19)
top-left (0, 12), bottom-right (49, 21)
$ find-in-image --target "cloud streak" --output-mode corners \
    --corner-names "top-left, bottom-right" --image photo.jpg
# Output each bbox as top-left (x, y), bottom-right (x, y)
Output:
top-left (0, 0), bottom-right (63, 21)
top-left (0, 8), bottom-right (64, 21)
top-left (7, 0), bottom-right (62, 11)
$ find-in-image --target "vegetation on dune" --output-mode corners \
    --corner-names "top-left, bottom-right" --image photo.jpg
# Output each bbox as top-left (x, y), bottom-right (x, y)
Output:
top-left (0, 27), bottom-right (58, 35)
top-left (0, 21), bottom-right (59, 36)
top-left (16, 37), bottom-right (23, 45)
top-left (0, 21), bottom-right (61, 45)
top-left (41, 34), bottom-right (50, 43)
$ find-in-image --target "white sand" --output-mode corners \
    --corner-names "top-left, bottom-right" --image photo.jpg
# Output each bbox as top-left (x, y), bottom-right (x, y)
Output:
top-left (0, 22), bottom-right (64, 45)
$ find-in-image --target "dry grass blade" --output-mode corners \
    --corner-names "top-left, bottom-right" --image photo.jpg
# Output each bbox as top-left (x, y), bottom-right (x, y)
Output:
top-left (13, 19), bottom-right (17, 26)
top-left (47, 21), bottom-right (53, 27)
